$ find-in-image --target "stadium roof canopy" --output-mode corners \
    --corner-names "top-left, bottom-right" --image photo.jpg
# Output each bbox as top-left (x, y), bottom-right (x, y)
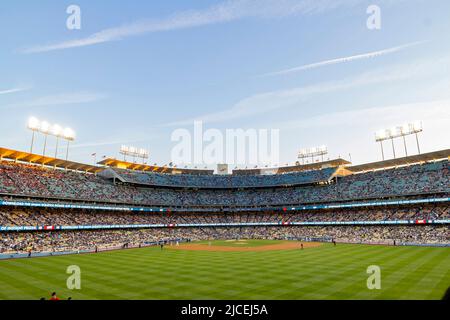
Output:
top-left (98, 158), bottom-right (214, 175)
top-left (347, 149), bottom-right (450, 173)
top-left (232, 158), bottom-right (351, 175)
top-left (0, 147), bottom-right (103, 173)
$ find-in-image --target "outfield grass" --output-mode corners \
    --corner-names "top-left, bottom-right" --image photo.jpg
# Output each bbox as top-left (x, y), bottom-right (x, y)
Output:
top-left (0, 241), bottom-right (449, 300)
top-left (195, 239), bottom-right (282, 247)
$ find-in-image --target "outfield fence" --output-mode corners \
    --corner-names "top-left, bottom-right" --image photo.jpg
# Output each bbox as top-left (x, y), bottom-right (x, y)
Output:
top-left (0, 238), bottom-right (191, 260)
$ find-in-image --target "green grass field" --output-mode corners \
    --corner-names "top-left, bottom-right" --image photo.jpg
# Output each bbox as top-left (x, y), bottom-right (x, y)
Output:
top-left (0, 240), bottom-right (449, 300)
top-left (195, 239), bottom-right (282, 247)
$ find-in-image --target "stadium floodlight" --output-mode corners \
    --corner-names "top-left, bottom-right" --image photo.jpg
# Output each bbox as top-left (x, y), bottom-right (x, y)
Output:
top-left (40, 121), bottom-right (51, 134)
top-left (400, 123), bottom-right (410, 135)
top-left (27, 117), bottom-right (40, 131)
top-left (120, 145), bottom-right (149, 163)
top-left (375, 130), bottom-right (386, 141)
top-left (374, 121), bottom-right (424, 160)
top-left (413, 121), bottom-right (423, 132)
top-left (298, 145), bottom-right (328, 164)
top-left (51, 124), bottom-right (62, 137)
top-left (25, 117), bottom-right (76, 160)
top-left (63, 128), bottom-right (76, 141)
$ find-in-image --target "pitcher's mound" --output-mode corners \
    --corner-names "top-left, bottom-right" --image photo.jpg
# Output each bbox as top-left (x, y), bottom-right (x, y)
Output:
top-left (168, 241), bottom-right (321, 252)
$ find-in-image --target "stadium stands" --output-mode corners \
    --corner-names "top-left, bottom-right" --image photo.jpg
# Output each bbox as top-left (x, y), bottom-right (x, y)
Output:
top-left (0, 159), bottom-right (448, 207)
top-left (0, 206), bottom-right (448, 227)
top-left (0, 152), bottom-right (448, 255)
top-left (111, 166), bottom-right (338, 188)
top-left (1, 225), bottom-right (448, 254)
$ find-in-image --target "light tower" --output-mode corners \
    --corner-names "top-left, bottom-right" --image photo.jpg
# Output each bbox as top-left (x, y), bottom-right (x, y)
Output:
top-left (375, 121), bottom-right (423, 160)
top-left (26, 117), bottom-right (76, 160)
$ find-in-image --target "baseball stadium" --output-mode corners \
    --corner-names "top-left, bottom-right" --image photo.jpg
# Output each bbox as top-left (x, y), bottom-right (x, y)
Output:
top-left (0, 144), bottom-right (448, 300)
top-left (2, 0), bottom-right (450, 304)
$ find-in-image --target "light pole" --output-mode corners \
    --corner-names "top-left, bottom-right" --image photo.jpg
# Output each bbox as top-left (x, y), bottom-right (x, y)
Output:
top-left (63, 128), bottom-right (75, 161)
top-left (402, 135), bottom-right (408, 157)
top-left (66, 140), bottom-right (70, 160)
top-left (51, 124), bottom-right (62, 159)
top-left (27, 117), bottom-right (40, 153)
top-left (43, 134), bottom-right (48, 156)
top-left (30, 130), bottom-right (36, 153)
top-left (389, 127), bottom-right (397, 159)
top-left (55, 136), bottom-right (59, 158)
top-left (375, 130), bottom-right (387, 161)
top-left (415, 132), bottom-right (421, 154)
top-left (375, 121), bottom-right (423, 161)
top-left (412, 121), bottom-right (423, 154)
top-left (400, 124), bottom-right (409, 157)
top-left (379, 141), bottom-right (385, 161)
top-left (390, 137), bottom-right (396, 159)
top-left (40, 121), bottom-right (50, 157)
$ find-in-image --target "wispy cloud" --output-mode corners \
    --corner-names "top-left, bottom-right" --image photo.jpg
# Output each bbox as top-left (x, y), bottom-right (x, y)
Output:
top-left (261, 41), bottom-right (426, 76)
top-left (163, 55), bottom-right (449, 126)
top-left (0, 92), bottom-right (107, 109)
top-left (272, 99), bottom-right (450, 131)
top-left (71, 139), bottom-right (143, 149)
top-left (21, 0), bottom-right (369, 53)
top-left (71, 132), bottom-right (160, 150)
top-left (272, 99), bottom-right (450, 164)
top-left (0, 87), bottom-right (30, 95)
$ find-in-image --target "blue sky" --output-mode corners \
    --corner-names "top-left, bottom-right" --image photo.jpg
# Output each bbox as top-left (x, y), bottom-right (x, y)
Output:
top-left (1, 0), bottom-right (449, 168)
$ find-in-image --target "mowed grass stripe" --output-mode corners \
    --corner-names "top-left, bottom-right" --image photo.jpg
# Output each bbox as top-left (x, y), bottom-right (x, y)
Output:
top-left (0, 241), bottom-right (448, 300)
top-left (391, 249), bottom-right (447, 299)
top-left (0, 256), bottom-right (131, 300)
top-left (371, 247), bottom-right (447, 299)
top-left (426, 267), bottom-right (450, 300)
top-left (276, 244), bottom-right (404, 299)
top-left (230, 245), bottom-right (374, 299)
top-left (400, 249), bottom-right (450, 300)
top-left (303, 245), bottom-right (412, 299)
top-left (329, 246), bottom-right (430, 300)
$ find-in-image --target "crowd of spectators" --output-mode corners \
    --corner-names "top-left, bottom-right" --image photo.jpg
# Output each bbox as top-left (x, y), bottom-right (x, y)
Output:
top-left (0, 206), bottom-right (448, 227)
top-left (0, 160), bottom-right (448, 208)
top-left (1, 158), bottom-right (448, 255)
top-left (1, 225), bottom-right (447, 254)
top-left (114, 167), bottom-right (337, 188)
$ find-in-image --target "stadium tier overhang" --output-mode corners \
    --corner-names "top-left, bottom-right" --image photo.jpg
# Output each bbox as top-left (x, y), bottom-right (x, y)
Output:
top-left (232, 158), bottom-right (351, 175)
top-left (97, 158), bottom-right (214, 175)
top-left (0, 147), bottom-right (103, 173)
top-left (347, 149), bottom-right (450, 173)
